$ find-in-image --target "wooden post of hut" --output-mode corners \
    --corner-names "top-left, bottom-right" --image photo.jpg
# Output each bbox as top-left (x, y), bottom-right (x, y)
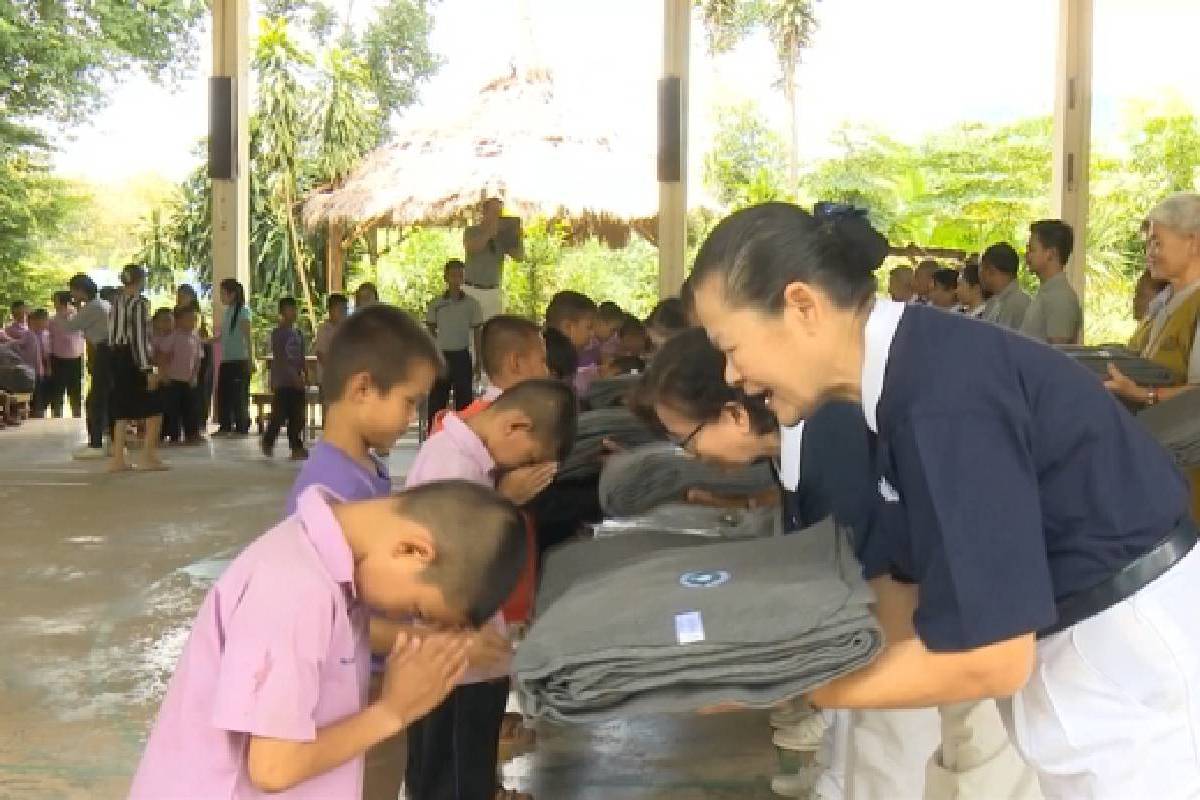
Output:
top-left (327, 220), bottom-right (345, 294)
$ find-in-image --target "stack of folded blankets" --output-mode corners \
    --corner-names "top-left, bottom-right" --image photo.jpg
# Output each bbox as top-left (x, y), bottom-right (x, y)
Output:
top-left (584, 374), bottom-right (641, 410)
top-left (592, 503), bottom-right (778, 540)
top-left (1138, 388), bottom-right (1200, 468)
top-left (556, 408), bottom-right (662, 481)
top-left (599, 443), bottom-right (778, 517)
top-left (514, 518), bottom-right (882, 723)
top-left (1055, 344), bottom-right (1175, 386)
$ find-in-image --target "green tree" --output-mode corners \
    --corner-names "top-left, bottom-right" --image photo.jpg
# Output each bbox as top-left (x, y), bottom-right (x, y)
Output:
top-left (252, 17), bottom-right (319, 328)
top-left (704, 101), bottom-right (791, 206)
top-left (362, 0), bottom-right (442, 124)
top-left (698, 0), bottom-right (819, 189)
top-left (0, 0), bottom-right (205, 138)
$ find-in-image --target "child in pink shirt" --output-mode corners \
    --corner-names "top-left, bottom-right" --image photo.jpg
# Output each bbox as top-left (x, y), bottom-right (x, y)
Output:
top-left (160, 305), bottom-right (205, 444)
top-left (404, 378), bottom-right (576, 800)
top-left (129, 481), bottom-right (528, 800)
top-left (47, 291), bottom-right (85, 418)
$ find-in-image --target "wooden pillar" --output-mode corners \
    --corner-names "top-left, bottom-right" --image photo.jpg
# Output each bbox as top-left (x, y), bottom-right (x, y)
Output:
top-left (211, 0), bottom-right (250, 325)
top-left (657, 0), bottom-right (690, 299)
top-left (327, 220), bottom-right (345, 293)
top-left (1052, 0), bottom-right (1093, 304)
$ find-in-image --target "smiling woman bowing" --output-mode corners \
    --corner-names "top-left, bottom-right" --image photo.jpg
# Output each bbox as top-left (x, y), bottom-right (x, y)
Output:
top-left (687, 201), bottom-right (1200, 798)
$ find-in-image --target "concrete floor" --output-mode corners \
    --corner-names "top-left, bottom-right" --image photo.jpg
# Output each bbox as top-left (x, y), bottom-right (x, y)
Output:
top-left (0, 419), bottom-right (781, 799)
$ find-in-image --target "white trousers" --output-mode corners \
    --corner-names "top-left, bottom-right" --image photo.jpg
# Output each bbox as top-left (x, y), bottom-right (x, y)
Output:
top-left (1004, 545), bottom-right (1200, 799)
top-left (463, 284), bottom-right (503, 322)
top-left (842, 702), bottom-right (1040, 800)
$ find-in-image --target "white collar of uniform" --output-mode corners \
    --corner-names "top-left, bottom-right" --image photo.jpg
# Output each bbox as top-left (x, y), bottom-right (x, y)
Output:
top-left (861, 297), bottom-right (906, 434)
top-left (777, 421), bottom-right (805, 491)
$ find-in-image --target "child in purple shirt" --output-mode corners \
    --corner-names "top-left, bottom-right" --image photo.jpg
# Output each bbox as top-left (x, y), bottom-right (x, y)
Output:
top-left (129, 481), bottom-right (528, 800)
top-left (285, 304), bottom-right (445, 514)
top-left (262, 297), bottom-right (310, 460)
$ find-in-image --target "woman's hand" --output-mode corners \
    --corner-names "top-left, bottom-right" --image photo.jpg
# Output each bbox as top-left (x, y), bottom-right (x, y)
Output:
top-left (1104, 363), bottom-right (1144, 403)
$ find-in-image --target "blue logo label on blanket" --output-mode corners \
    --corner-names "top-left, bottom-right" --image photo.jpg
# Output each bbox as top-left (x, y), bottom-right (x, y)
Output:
top-left (679, 569), bottom-right (730, 588)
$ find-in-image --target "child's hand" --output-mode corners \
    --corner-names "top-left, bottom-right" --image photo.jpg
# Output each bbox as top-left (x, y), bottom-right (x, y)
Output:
top-left (468, 625), bottom-right (513, 670)
top-left (498, 462), bottom-right (557, 506)
top-left (378, 630), bottom-right (470, 728)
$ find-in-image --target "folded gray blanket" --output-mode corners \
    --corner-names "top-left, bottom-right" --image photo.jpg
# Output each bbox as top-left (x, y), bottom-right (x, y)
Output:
top-left (1138, 388), bottom-right (1200, 468)
top-left (536, 532), bottom-right (712, 615)
top-left (585, 374), bottom-right (640, 410)
top-left (599, 443), bottom-right (778, 517)
top-left (557, 408), bottom-right (662, 482)
top-left (1056, 345), bottom-right (1175, 387)
top-left (592, 503), bottom-right (778, 541)
top-left (515, 518), bottom-right (882, 723)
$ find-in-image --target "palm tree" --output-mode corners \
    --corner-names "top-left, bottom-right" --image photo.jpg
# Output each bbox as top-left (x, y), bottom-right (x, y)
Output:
top-left (697, 0), bottom-right (819, 191)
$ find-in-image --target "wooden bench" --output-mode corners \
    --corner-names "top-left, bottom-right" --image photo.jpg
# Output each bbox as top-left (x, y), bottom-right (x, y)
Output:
top-left (5, 391), bottom-right (31, 423)
top-left (252, 389), bottom-right (323, 441)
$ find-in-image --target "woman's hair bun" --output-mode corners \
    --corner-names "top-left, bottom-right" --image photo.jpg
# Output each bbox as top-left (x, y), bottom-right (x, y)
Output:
top-left (813, 202), bottom-right (889, 276)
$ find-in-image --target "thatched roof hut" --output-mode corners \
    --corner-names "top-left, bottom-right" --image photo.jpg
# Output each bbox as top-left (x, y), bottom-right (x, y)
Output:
top-left (302, 64), bottom-right (660, 248)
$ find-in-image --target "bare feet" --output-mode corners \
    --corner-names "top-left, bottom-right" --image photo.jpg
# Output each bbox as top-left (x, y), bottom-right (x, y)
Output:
top-left (494, 789), bottom-right (532, 800)
top-left (106, 461), bottom-right (133, 473)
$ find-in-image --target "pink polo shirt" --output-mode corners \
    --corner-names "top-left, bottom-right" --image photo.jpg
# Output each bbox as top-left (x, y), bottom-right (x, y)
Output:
top-left (48, 310), bottom-right (86, 360)
top-left (404, 413), bottom-right (510, 683)
top-left (162, 330), bottom-right (203, 384)
top-left (129, 487), bottom-right (370, 800)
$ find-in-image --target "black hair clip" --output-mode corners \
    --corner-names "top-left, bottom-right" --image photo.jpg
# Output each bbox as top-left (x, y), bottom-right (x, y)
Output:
top-left (813, 201), bottom-right (866, 220)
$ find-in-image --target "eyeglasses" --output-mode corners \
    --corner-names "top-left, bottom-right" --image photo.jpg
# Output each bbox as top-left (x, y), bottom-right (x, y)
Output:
top-left (672, 421), bottom-right (705, 454)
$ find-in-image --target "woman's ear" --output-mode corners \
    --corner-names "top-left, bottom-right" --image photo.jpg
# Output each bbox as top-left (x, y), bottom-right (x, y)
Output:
top-left (722, 402), bottom-right (750, 431)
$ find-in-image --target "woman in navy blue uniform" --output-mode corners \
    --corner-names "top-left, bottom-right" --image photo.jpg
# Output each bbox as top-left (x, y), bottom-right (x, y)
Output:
top-left (688, 201), bottom-right (1200, 797)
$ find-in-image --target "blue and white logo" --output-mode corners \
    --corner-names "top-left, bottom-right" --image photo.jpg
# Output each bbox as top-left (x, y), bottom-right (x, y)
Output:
top-left (679, 569), bottom-right (731, 588)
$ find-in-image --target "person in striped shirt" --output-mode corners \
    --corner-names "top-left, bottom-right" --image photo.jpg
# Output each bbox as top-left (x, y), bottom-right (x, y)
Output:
top-left (107, 264), bottom-right (167, 473)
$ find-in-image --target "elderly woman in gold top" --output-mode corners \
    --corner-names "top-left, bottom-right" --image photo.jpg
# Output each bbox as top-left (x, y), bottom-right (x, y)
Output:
top-left (1106, 193), bottom-right (1200, 515)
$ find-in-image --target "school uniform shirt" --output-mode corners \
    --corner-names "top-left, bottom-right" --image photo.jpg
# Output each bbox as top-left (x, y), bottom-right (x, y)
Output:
top-left (163, 330), bottom-right (203, 384)
top-left (313, 319), bottom-right (339, 383)
top-left (12, 328), bottom-right (48, 377)
top-left (129, 486), bottom-right (370, 800)
top-left (405, 413), bottom-right (510, 683)
top-left (426, 290), bottom-right (482, 352)
top-left (48, 310), bottom-right (85, 360)
top-left (980, 280), bottom-right (1032, 331)
top-left (285, 441), bottom-right (391, 515)
top-left (109, 293), bottom-right (154, 371)
top-left (1019, 271), bottom-right (1082, 343)
top-left (861, 300), bottom-right (1188, 652)
top-left (64, 297), bottom-right (111, 344)
top-left (270, 325), bottom-right (306, 390)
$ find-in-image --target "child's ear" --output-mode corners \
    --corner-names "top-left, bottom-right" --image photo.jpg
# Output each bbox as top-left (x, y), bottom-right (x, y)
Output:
top-left (393, 532), bottom-right (436, 565)
top-left (346, 371), bottom-right (373, 401)
top-left (503, 409), bottom-right (534, 437)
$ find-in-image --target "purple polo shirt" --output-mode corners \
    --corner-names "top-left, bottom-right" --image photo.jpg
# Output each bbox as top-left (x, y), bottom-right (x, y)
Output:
top-left (129, 487), bottom-right (370, 800)
top-left (405, 413), bottom-right (509, 683)
top-left (286, 441), bottom-right (391, 515)
top-left (13, 328), bottom-right (48, 378)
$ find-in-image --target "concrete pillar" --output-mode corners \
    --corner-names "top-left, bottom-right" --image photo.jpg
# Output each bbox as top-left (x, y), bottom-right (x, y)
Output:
top-left (211, 0), bottom-right (251, 325)
top-left (657, 0), bottom-right (690, 299)
top-left (1051, 0), bottom-right (1093, 303)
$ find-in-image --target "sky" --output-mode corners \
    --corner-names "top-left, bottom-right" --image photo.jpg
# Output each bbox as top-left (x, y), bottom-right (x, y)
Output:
top-left (50, 0), bottom-right (1200, 184)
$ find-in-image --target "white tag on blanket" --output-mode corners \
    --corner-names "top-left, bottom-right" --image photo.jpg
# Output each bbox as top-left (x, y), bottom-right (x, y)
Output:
top-left (675, 611), bottom-right (705, 645)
